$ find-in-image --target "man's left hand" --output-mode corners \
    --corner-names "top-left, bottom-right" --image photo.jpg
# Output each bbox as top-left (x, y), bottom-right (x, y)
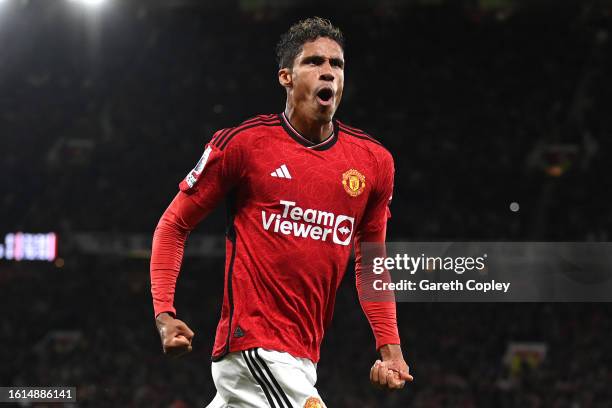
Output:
top-left (370, 344), bottom-right (414, 390)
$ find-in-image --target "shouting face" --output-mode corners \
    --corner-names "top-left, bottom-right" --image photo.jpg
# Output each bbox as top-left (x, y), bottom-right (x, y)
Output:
top-left (279, 37), bottom-right (345, 124)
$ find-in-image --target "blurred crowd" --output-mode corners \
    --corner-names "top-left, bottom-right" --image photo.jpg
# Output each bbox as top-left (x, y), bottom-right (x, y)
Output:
top-left (2, 2), bottom-right (611, 240)
top-left (2, 259), bottom-right (612, 407)
top-left (2, 1), bottom-right (612, 407)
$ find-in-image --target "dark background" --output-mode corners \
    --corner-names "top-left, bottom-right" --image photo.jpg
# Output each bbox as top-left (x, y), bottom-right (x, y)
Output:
top-left (1, 0), bottom-right (612, 406)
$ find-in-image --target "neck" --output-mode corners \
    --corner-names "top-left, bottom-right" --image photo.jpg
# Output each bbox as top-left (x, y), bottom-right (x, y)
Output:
top-left (284, 105), bottom-right (333, 144)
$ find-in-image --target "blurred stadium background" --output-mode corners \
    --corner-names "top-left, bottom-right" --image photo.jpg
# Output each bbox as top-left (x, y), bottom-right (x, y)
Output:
top-left (1, 0), bottom-right (612, 406)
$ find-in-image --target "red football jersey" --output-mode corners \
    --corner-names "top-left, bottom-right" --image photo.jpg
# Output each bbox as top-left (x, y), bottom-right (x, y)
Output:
top-left (151, 113), bottom-right (400, 362)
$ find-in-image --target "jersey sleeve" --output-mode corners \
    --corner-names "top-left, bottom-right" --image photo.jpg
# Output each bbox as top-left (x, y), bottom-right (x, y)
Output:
top-left (178, 129), bottom-right (246, 208)
top-left (150, 130), bottom-right (246, 318)
top-left (354, 149), bottom-right (401, 350)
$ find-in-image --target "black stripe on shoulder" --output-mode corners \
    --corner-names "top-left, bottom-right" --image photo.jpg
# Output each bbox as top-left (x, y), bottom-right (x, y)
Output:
top-left (215, 115), bottom-right (280, 149)
top-left (218, 119), bottom-right (281, 151)
top-left (210, 128), bottom-right (232, 147)
top-left (210, 114), bottom-right (279, 149)
top-left (338, 121), bottom-right (367, 134)
top-left (241, 113), bottom-right (278, 125)
top-left (338, 124), bottom-right (382, 146)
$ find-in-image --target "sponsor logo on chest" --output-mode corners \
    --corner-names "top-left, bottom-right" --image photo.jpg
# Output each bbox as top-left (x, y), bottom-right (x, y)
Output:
top-left (261, 200), bottom-right (354, 246)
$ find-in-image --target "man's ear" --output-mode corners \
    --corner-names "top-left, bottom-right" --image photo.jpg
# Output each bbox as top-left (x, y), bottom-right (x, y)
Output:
top-left (278, 67), bottom-right (292, 88)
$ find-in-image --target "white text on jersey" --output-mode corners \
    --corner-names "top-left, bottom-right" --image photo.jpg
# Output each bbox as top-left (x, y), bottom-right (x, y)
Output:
top-left (261, 200), bottom-right (354, 246)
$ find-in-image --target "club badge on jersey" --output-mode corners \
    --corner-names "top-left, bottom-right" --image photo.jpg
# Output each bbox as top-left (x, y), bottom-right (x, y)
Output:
top-left (184, 146), bottom-right (213, 188)
top-left (342, 169), bottom-right (366, 197)
top-left (304, 397), bottom-right (324, 408)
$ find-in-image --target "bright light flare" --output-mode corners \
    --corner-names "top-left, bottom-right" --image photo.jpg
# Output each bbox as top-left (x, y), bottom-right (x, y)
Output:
top-left (68, 0), bottom-right (107, 7)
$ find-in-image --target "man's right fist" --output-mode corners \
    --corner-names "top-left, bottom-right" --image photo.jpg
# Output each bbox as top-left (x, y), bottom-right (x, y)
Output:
top-left (155, 312), bottom-right (195, 357)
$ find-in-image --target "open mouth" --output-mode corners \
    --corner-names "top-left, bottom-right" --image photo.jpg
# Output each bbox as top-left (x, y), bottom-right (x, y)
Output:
top-left (316, 88), bottom-right (334, 105)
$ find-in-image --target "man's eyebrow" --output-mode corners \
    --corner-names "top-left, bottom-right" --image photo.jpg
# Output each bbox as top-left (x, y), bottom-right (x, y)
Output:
top-left (301, 55), bottom-right (345, 66)
top-left (302, 55), bottom-right (325, 63)
top-left (330, 57), bottom-right (344, 67)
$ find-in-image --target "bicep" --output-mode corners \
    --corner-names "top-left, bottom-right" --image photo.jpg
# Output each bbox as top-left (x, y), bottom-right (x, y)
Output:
top-left (160, 191), bottom-right (212, 231)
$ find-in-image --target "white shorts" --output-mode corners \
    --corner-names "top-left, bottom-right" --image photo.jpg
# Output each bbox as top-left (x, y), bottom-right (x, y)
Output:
top-left (205, 348), bottom-right (327, 408)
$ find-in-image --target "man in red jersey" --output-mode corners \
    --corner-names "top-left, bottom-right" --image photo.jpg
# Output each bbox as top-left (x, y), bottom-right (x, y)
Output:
top-left (150, 17), bottom-right (413, 407)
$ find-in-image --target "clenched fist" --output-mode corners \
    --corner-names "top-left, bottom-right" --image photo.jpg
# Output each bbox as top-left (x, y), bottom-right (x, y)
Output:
top-left (155, 312), bottom-right (195, 357)
top-left (370, 344), bottom-right (414, 390)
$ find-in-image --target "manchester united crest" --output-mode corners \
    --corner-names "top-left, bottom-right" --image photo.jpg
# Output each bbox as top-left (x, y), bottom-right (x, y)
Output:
top-left (342, 169), bottom-right (366, 197)
top-left (304, 397), bottom-right (323, 408)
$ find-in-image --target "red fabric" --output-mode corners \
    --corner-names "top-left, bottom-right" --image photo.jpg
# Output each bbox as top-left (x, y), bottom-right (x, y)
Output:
top-left (150, 193), bottom-right (210, 318)
top-left (354, 223), bottom-right (401, 350)
top-left (150, 113), bottom-right (400, 362)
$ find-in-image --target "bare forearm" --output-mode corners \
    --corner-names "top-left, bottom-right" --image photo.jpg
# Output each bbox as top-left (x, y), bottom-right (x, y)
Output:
top-left (379, 343), bottom-right (403, 360)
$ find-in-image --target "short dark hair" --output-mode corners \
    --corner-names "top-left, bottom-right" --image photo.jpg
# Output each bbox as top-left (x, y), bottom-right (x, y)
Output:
top-left (276, 17), bottom-right (345, 69)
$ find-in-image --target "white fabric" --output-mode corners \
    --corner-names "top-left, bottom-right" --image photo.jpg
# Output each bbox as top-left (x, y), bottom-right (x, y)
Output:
top-left (205, 348), bottom-right (326, 408)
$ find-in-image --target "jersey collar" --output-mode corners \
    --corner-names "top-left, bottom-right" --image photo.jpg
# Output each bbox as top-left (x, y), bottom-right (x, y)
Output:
top-left (279, 112), bottom-right (338, 151)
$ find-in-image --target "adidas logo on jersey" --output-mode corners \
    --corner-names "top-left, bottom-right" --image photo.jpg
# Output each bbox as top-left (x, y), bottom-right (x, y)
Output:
top-left (270, 164), bottom-right (292, 179)
top-left (261, 200), bottom-right (354, 246)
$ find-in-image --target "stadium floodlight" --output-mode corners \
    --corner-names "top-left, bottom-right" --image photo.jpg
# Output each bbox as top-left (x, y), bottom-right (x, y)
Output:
top-left (68, 0), bottom-right (107, 6)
